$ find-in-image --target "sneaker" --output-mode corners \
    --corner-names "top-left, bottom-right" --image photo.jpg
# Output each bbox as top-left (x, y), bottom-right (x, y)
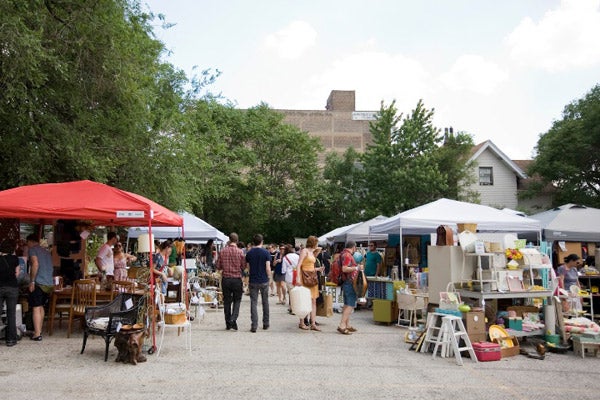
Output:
top-left (30, 335), bottom-right (42, 341)
top-left (231, 321), bottom-right (238, 331)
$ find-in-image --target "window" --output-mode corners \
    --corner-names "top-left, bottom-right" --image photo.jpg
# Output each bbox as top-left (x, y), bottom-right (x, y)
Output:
top-left (479, 167), bottom-right (493, 186)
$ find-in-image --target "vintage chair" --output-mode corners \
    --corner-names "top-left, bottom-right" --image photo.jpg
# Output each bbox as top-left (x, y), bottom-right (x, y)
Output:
top-left (80, 293), bottom-right (145, 361)
top-left (397, 291), bottom-right (428, 329)
top-left (111, 280), bottom-right (136, 300)
top-left (187, 276), bottom-right (215, 321)
top-left (67, 279), bottom-right (96, 338)
top-left (47, 276), bottom-right (71, 335)
top-left (156, 291), bottom-right (191, 357)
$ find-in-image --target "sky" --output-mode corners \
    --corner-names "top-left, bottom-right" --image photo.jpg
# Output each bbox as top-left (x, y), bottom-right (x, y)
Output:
top-left (143, 0), bottom-right (600, 160)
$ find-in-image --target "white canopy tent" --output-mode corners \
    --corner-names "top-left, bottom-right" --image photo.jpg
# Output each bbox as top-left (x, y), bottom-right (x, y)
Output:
top-left (332, 215), bottom-right (389, 243)
top-left (127, 211), bottom-right (228, 243)
top-left (529, 204), bottom-right (600, 242)
top-left (318, 222), bottom-right (361, 246)
top-left (370, 198), bottom-right (541, 236)
top-left (369, 198), bottom-right (542, 280)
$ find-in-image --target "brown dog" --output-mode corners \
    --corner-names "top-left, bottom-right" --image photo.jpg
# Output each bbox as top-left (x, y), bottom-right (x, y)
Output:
top-left (115, 329), bottom-right (147, 365)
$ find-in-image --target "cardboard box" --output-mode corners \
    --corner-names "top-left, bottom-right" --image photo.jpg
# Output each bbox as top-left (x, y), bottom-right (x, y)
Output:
top-left (468, 332), bottom-right (487, 343)
top-left (463, 311), bottom-right (486, 334)
top-left (472, 341), bottom-right (501, 361)
top-left (492, 336), bottom-right (520, 358)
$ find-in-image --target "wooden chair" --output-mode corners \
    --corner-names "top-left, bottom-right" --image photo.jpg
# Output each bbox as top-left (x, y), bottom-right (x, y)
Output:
top-left (67, 279), bottom-right (96, 338)
top-left (47, 276), bottom-right (70, 335)
top-left (111, 280), bottom-right (135, 300)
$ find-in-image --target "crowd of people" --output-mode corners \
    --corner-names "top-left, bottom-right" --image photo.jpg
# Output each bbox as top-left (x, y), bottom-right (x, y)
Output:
top-left (213, 232), bottom-right (370, 335)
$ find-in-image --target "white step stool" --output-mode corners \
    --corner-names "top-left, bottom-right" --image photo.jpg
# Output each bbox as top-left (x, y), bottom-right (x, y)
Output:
top-left (421, 312), bottom-right (478, 366)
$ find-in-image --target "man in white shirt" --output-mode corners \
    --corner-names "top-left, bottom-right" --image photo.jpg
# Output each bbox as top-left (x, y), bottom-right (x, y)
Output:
top-left (95, 232), bottom-right (119, 282)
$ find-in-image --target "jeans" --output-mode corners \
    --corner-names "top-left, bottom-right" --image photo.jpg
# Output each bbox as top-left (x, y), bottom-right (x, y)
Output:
top-left (222, 277), bottom-right (243, 325)
top-left (249, 282), bottom-right (269, 329)
top-left (0, 286), bottom-right (19, 342)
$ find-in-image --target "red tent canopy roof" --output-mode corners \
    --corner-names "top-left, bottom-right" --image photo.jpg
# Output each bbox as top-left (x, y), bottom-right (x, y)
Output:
top-left (0, 180), bottom-right (182, 227)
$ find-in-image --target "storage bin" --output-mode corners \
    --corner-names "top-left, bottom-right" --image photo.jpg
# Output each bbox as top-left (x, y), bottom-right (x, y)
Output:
top-left (472, 341), bottom-right (501, 361)
top-left (507, 317), bottom-right (523, 331)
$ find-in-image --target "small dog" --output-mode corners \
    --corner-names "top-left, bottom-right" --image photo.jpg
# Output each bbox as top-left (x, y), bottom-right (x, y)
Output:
top-left (115, 329), bottom-right (147, 365)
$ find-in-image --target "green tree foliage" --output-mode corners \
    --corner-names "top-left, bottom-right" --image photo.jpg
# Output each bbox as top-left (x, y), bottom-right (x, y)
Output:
top-left (435, 130), bottom-right (479, 202)
top-left (361, 100), bottom-right (447, 216)
top-left (194, 105), bottom-right (323, 242)
top-left (529, 84), bottom-right (600, 207)
top-left (0, 0), bottom-right (191, 210)
top-left (322, 147), bottom-right (366, 225)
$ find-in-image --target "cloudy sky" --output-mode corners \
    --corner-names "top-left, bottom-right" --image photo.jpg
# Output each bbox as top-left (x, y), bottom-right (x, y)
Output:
top-left (144, 0), bottom-right (600, 160)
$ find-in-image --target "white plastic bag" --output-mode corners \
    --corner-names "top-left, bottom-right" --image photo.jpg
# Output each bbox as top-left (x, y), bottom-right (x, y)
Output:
top-left (290, 286), bottom-right (312, 318)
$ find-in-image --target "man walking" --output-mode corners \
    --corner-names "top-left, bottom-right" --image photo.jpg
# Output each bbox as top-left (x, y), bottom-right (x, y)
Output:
top-left (245, 234), bottom-right (271, 333)
top-left (216, 233), bottom-right (246, 331)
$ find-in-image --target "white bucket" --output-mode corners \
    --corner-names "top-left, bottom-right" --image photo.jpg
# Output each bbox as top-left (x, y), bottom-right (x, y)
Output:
top-left (290, 286), bottom-right (312, 318)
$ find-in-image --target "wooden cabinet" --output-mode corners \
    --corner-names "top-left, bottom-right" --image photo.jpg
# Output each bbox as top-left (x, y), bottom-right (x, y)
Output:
top-left (578, 275), bottom-right (600, 322)
top-left (427, 246), bottom-right (476, 304)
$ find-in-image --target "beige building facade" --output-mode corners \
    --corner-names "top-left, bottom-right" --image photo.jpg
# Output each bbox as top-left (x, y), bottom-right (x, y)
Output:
top-left (275, 90), bottom-right (377, 160)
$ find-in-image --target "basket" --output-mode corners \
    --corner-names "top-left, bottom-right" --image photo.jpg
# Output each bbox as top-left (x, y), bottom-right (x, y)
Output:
top-left (164, 311), bottom-right (187, 325)
top-left (457, 223), bottom-right (477, 233)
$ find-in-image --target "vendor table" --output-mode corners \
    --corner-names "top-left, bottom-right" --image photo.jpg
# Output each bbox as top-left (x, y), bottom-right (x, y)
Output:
top-left (459, 289), bottom-right (552, 338)
top-left (48, 285), bottom-right (145, 336)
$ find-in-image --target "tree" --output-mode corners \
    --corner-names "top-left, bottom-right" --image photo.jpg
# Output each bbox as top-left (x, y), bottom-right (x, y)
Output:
top-left (435, 130), bottom-right (479, 202)
top-left (528, 84), bottom-right (600, 207)
top-left (196, 105), bottom-right (323, 242)
top-left (322, 147), bottom-right (366, 225)
top-left (361, 100), bottom-right (447, 216)
top-left (0, 0), bottom-right (191, 210)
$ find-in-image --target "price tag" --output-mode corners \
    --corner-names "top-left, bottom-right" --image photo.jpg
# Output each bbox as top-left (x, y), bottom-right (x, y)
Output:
top-left (475, 241), bottom-right (485, 254)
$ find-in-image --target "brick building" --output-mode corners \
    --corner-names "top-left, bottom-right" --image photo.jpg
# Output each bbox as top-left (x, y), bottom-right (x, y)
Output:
top-left (276, 90), bottom-right (377, 160)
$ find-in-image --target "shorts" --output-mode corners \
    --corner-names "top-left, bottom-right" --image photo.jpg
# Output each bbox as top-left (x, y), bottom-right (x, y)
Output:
top-left (274, 272), bottom-right (285, 282)
top-left (342, 280), bottom-right (357, 308)
top-left (28, 285), bottom-right (50, 308)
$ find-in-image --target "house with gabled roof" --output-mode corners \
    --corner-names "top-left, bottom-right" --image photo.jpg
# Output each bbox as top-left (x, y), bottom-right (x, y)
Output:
top-left (464, 140), bottom-right (552, 213)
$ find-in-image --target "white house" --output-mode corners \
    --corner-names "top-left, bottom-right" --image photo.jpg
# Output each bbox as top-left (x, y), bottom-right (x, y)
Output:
top-left (465, 140), bottom-right (525, 210)
top-left (464, 140), bottom-right (552, 213)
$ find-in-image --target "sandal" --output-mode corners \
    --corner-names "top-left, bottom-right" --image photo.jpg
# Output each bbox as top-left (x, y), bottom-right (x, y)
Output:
top-left (298, 324), bottom-right (309, 330)
top-left (310, 324), bottom-right (322, 332)
top-left (347, 326), bottom-right (357, 332)
top-left (337, 327), bottom-right (352, 335)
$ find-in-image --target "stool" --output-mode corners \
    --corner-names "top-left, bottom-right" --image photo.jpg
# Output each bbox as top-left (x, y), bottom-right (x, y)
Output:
top-left (572, 336), bottom-right (600, 358)
top-left (421, 313), bottom-right (477, 366)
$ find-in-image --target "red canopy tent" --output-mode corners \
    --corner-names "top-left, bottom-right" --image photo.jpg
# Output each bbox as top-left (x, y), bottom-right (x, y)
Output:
top-left (0, 180), bottom-right (182, 227)
top-left (0, 180), bottom-right (183, 353)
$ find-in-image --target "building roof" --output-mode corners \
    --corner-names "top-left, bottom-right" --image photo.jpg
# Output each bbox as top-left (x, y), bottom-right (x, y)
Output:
top-left (469, 140), bottom-right (527, 179)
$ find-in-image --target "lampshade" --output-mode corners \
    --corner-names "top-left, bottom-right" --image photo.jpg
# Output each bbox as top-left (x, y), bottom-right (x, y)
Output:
top-left (137, 233), bottom-right (154, 253)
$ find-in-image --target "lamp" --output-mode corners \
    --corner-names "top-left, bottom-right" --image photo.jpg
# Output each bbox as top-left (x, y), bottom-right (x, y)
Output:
top-left (137, 233), bottom-right (154, 253)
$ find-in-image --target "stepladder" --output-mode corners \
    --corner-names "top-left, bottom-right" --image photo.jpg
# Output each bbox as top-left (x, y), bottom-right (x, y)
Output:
top-left (421, 312), bottom-right (478, 366)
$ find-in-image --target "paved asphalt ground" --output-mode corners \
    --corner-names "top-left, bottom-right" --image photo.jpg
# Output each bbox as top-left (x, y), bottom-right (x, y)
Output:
top-left (2, 294), bottom-right (599, 400)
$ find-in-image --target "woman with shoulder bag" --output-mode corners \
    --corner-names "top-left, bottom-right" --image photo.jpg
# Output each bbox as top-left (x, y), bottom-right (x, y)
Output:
top-left (295, 235), bottom-right (320, 331)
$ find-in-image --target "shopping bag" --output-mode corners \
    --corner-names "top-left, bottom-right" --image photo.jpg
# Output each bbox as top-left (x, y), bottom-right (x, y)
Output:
top-left (316, 293), bottom-right (333, 317)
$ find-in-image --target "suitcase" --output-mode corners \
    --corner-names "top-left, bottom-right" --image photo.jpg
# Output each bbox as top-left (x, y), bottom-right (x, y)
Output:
top-left (472, 341), bottom-right (501, 361)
